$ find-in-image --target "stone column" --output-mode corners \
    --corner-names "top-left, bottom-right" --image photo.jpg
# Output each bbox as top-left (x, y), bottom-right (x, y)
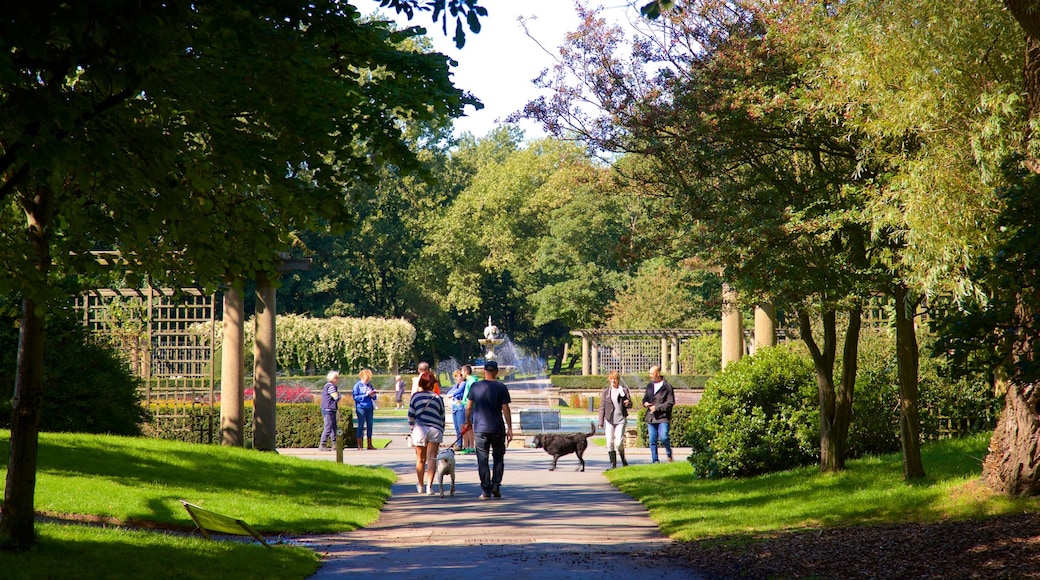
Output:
top-left (670, 337), bottom-right (680, 375)
top-left (582, 335), bottom-right (590, 376)
top-left (754, 302), bottom-right (777, 353)
top-left (253, 278), bottom-right (277, 452)
top-left (721, 283), bottom-right (744, 368)
top-left (660, 337), bottom-right (669, 371)
top-left (220, 284), bottom-right (245, 446)
top-left (591, 338), bottom-right (599, 376)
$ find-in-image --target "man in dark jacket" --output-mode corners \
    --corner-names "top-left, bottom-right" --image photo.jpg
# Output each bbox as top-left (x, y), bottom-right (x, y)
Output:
top-left (642, 365), bottom-right (675, 463)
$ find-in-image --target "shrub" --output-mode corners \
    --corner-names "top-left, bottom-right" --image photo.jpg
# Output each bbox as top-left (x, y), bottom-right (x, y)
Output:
top-left (679, 333), bottom-right (722, 375)
top-left (143, 403), bottom-right (356, 448)
top-left (848, 330), bottom-right (901, 458)
top-left (687, 346), bottom-right (818, 478)
top-left (0, 307), bottom-right (147, 435)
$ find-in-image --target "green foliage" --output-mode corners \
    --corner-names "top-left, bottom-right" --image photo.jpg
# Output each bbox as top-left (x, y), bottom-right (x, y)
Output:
top-left (678, 333), bottom-right (722, 375)
top-left (0, 307), bottom-right (147, 435)
top-left (144, 404), bottom-right (356, 449)
top-left (635, 405), bottom-right (696, 447)
top-left (687, 346), bottom-right (819, 478)
top-left (848, 330), bottom-right (902, 458)
top-left (200, 315), bottom-right (415, 374)
top-left (552, 375), bottom-right (710, 390)
top-left (607, 258), bottom-right (721, 329)
top-left (933, 165), bottom-right (1040, 387)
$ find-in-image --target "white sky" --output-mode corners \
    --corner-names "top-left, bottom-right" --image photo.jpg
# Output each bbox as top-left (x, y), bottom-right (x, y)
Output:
top-left (384, 1), bottom-right (641, 140)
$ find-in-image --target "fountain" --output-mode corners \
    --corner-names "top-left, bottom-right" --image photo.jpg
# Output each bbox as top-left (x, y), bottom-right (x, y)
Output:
top-left (475, 316), bottom-right (516, 378)
top-left (474, 317), bottom-right (560, 435)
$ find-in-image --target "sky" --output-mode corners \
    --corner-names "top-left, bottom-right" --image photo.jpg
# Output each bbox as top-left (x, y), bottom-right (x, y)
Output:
top-left (384, 1), bottom-right (641, 140)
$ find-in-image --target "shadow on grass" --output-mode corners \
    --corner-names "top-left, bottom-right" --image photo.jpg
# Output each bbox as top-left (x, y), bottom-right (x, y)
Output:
top-left (0, 521), bottom-right (319, 580)
top-left (0, 432), bottom-right (395, 534)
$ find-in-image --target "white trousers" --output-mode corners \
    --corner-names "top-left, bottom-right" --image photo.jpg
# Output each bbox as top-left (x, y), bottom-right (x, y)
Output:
top-left (604, 419), bottom-right (627, 452)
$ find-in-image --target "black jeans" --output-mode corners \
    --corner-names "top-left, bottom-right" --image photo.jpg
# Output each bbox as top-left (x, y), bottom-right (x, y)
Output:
top-left (474, 431), bottom-right (506, 494)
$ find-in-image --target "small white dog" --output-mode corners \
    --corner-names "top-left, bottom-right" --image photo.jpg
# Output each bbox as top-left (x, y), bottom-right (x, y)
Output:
top-left (433, 447), bottom-right (456, 497)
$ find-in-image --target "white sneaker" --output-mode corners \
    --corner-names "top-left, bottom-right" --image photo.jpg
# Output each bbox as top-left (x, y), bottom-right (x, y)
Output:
top-left (425, 485), bottom-right (434, 495)
top-left (416, 483), bottom-right (423, 494)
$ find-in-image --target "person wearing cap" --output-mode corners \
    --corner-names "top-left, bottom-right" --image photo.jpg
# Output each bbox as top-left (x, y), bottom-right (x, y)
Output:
top-left (463, 360), bottom-right (513, 499)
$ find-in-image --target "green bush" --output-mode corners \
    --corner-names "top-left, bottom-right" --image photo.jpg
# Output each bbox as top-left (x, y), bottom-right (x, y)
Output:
top-left (687, 346), bottom-right (818, 478)
top-left (552, 374), bottom-right (710, 390)
top-left (848, 330), bottom-right (999, 456)
top-left (144, 403), bottom-right (356, 448)
top-left (848, 331), bottom-right (901, 458)
top-left (635, 405), bottom-right (696, 447)
top-left (679, 334), bottom-right (722, 375)
top-left (0, 307), bottom-right (147, 435)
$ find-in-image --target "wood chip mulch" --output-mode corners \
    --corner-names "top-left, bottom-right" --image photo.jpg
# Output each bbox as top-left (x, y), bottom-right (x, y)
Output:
top-left (661, 512), bottom-right (1040, 579)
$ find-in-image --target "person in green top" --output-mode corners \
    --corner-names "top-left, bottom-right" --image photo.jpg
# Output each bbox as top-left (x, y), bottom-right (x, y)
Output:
top-left (459, 364), bottom-right (478, 453)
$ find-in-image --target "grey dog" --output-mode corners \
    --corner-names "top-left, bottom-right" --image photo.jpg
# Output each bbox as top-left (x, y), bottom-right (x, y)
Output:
top-left (434, 447), bottom-right (456, 497)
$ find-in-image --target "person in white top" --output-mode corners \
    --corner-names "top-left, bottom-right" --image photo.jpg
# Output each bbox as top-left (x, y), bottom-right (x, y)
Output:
top-left (642, 365), bottom-right (675, 463)
top-left (598, 370), bottom-right (633, 470)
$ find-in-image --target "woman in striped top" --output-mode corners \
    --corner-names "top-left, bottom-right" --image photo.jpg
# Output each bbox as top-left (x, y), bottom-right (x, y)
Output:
top-left (409, 370), bottom-right (446, 495)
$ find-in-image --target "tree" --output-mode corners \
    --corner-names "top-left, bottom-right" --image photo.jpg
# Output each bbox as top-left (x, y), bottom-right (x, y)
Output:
top-left (522, 1), bottom-right (886, 472)
top-left (418, 134), bottom-right (640, 363)
top-left (795, 0), bottom-right (1024, 489)
top-left (0, 1), bottom-right (476, 549)
top-left (606, 257), bottom-right (721, 329)
top-left (640, 0), bottom-right (1037, 495)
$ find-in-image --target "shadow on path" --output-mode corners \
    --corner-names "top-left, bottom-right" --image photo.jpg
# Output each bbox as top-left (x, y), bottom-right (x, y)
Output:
top-left (286, 446), bottom-right (703, 579)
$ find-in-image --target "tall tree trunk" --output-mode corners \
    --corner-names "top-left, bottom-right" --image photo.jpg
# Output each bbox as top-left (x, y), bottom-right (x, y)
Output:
top-left (799, 305), bottom-right (861, 472)
top-left (980, 29), bottom-right (1040, 496)
top-left (1, 185), bottom-right (55, 549)
top-left (894, 284), bottom-right (925, 480)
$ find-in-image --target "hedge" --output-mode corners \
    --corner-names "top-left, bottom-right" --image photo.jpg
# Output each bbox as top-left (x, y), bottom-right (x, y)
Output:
top-left (551, 374), bottom-right (710, 390)
top-left (143, 403), bottom-right (356, 448)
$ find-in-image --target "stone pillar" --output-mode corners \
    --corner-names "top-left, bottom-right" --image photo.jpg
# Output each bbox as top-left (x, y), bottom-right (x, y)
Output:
top-left (220, 284), bottom-right (245, 446)
top-left (670, 337), bottom-right (679, 375)
top-left (660, 337), bottom-right (668, 371)
top-left (253, 279), bottom-right (277, 452)
top-left (721, 283), bottom-right (744, 368)
top-left (582, 335), bottom-right (590, 376)
top-left (754, 302), bottom-right (777, 353)
top-left (591, 339), bottom-right (599, 376)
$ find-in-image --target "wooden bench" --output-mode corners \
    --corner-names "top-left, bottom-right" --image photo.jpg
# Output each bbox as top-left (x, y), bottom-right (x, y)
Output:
top-left (180, 500), bottom-right (270, 548)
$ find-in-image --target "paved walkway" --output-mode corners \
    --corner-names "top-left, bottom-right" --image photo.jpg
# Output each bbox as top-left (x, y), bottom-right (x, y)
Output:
top-left (281, 440), bottom-right (703, 579)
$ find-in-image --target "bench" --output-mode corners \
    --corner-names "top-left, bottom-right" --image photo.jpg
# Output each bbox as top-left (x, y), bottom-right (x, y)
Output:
top-left (180, 500), bottom-right (270, 548)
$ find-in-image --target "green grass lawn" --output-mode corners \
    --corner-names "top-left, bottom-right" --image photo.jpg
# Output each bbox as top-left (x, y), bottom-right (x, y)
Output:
top-left (607, 432), bottom-right (1040, 541)
top-left (4, 429), bottom-right (1039, 578)
top-left (0, 430), bottom-right (396, 579)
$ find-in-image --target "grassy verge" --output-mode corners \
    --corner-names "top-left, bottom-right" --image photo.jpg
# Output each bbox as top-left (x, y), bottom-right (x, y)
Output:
top-left (607, 433), bottom-right (1040, 541)
top-left (0, 430), bottom-right (396, 578)
top-left (2, 521), bottom-right (318, 580)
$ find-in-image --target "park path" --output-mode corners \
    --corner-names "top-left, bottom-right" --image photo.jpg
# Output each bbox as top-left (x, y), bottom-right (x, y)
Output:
top-left (281, 443), bottom-right (703, 579)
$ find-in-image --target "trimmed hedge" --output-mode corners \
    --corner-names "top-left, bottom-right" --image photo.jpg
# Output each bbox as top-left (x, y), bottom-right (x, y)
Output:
top-left (144, 403), bottom-right (356, 448)
top-left (552, 374), bottom-right (710, 390)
